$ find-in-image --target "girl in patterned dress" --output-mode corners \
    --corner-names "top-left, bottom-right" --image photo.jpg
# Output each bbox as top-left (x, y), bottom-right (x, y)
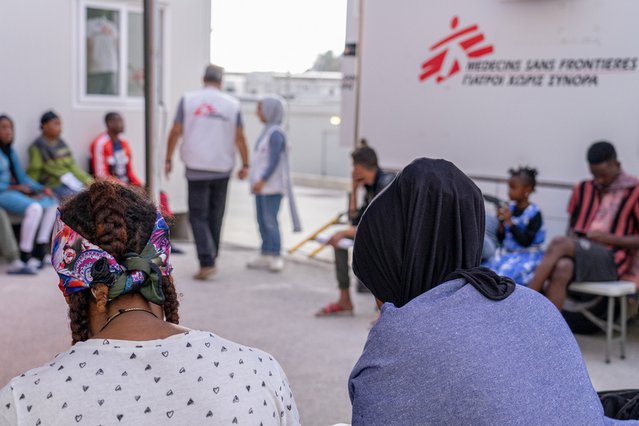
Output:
top-left (484, 167), bottom-right (546, 285)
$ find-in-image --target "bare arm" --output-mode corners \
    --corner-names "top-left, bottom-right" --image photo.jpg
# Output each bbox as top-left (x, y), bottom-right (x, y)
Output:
top-left (587, 231), bottom-right (639, 249)
top-left (327, 226), bottom-right (357, 247)
top-left (348, 180), bottom-right (361, 220)
top-left (342, 226), bottom-right (357, 239)
top-left (235, 127), bottom-right (249, 179)
top-left (565, 224), bottom-right (573, 237)
top-left (165, 122), bottom-right (182, 177)
top-left (348, 167), bottom-right (366, 220)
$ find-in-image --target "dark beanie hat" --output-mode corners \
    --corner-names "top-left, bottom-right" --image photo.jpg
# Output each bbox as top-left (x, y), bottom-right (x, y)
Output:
top-left (40, 111), bottom-right (59, 125)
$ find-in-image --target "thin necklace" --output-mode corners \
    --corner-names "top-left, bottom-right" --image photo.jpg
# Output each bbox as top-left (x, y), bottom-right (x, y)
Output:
top-left (100, 308), bottom-right (159, 332)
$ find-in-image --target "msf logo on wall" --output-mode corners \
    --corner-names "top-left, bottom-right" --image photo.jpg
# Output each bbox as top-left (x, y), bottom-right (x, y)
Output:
top-left (419, 16), bottom-right (494, 84)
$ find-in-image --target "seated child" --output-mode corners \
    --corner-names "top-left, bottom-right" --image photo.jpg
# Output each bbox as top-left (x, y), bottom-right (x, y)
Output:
top-left (483, 167), bottom-right (545, 285)
top-left (27, 111), bottom-right (93, 200)
top-left (90, 112), bottom-right (142, 186)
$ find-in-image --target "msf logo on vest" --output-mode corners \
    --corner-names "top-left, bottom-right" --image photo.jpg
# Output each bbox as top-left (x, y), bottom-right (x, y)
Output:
top-left (419, 16), bottom-right (494, 84)
top-left (194, 102), bottom-right (228, 121)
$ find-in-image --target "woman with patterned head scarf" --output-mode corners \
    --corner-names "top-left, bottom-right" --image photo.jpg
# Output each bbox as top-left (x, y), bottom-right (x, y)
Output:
top-left (0, 181), bottom-right (300, 425)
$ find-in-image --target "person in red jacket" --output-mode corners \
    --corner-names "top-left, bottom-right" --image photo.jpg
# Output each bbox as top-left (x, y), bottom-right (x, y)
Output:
top-left (90, 112), bottom-right (142, 186)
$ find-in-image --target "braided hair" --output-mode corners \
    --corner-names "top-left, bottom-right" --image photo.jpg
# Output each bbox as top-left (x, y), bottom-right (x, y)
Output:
top-left (508, 166), bottom-right (538, 192)
top-left (61, 181), bottom-right (180, 344)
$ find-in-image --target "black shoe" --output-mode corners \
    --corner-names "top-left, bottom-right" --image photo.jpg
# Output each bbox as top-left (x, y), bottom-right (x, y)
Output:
top-left (171, 244), bottom-right (185, 255)
top-left (356, 282), bottom-right (370, 293)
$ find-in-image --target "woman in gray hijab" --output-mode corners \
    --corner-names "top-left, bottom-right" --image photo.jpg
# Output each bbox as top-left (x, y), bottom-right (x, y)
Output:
top-left (349, 158), bottom-right (638, 425)
top-left (247, 95), bottom-right (301, 272)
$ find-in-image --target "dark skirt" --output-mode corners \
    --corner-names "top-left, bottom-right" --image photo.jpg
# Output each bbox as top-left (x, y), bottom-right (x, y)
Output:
top-left (573, 238), bottom-right (618, 282)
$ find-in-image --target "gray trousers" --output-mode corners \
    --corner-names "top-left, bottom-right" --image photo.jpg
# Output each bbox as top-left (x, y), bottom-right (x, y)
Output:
top-left (0, 208), bottom-right (19, 262)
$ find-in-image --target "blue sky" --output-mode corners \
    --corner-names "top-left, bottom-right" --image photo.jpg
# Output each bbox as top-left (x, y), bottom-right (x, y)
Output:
top-left (210, 0), bottom-right (347, 73)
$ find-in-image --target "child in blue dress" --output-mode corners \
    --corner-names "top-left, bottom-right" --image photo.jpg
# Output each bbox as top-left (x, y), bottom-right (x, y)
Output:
top-left (484, 167), bottom-right (545, 285)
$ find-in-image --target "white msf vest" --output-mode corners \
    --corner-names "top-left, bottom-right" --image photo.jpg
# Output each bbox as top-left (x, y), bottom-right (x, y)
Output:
top-left (180, 87), bottom-right (240, 172)
top-left (249, 126), bottom-right (289, 195)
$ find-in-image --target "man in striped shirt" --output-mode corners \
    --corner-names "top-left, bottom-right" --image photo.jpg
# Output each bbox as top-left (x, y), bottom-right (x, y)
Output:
top-left (528, 141), bottom-right (639, 309)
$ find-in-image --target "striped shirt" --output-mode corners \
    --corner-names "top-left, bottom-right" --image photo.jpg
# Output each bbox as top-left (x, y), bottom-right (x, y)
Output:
top-left (568, 176), bottom-right (639, 276)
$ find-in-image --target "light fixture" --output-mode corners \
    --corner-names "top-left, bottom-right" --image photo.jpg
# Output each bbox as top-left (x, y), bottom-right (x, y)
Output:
top-left (329, 115), bottom-right (341, 126)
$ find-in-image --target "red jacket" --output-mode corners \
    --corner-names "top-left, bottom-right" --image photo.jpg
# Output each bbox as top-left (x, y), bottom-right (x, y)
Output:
top-left (90, 132), bottom-right (142, 186)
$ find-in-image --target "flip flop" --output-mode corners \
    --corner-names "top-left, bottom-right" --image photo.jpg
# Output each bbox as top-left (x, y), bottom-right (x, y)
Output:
top-left (315, 303), bottom-right (354, 317)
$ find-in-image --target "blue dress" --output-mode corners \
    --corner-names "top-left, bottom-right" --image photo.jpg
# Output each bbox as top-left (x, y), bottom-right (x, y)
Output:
top-left (484, 202), bottom-right (545, 285)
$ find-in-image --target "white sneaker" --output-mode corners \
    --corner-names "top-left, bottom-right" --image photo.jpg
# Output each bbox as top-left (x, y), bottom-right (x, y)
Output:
top-left (40, 254), bottom-right (52, 268)
top-left (268, 256), bottom-right (284, 272)
top-left (246, 255), bottom-right (271, 269)
top-left (27, 258), bottom-right (44, 270)
top-left (7, 260), bottom-right (37, 275)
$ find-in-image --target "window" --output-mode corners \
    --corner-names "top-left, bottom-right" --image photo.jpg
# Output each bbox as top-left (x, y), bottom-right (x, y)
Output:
top-left (79, 1), bottom-right (163, 104)
top-left (86, 7), bottom-right (120, 96)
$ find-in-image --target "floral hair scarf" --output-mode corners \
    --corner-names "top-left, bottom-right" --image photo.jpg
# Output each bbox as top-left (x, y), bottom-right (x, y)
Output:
top-left (51, 210), bottom-right (172, 305)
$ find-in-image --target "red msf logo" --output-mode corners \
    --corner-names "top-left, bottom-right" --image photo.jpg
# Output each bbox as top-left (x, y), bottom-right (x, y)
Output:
top-left (194, 103), bottom-right (216, 117)
top-left (419, 16), bottom-right (494, 84)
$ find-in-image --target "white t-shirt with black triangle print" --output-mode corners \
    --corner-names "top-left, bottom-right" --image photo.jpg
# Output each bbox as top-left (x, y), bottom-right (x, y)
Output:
top-left (0, 330), bottom-right (300, 425)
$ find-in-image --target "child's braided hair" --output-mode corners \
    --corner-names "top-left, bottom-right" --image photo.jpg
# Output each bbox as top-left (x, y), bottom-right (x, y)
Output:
top-left (508, 166), bottom-right (538, 192)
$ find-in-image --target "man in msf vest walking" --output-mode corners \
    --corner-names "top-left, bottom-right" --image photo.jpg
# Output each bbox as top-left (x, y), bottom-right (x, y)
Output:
top-left (165, 64), bottom-right (249, 280)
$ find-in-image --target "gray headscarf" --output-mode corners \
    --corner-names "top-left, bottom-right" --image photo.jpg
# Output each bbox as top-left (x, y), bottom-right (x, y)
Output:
top-left (255, 95), bottom-right (286, 147)
top-left (259, 95), bottom-right (286, 127)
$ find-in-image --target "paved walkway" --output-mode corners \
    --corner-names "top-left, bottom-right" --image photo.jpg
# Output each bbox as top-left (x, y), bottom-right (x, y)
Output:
top-left (1, 179), bottom-right (638, 425)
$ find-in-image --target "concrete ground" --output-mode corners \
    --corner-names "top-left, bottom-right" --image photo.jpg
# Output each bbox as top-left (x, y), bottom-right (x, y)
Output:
top-left (1, 178), bottom-right (638, 426)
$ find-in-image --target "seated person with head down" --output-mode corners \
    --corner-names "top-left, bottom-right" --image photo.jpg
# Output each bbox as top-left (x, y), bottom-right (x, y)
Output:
top-left (348, 158), bottom-right (638, 425)
top-left (0, 115), bottom-right (58, 275)
top-left (0, 181), bottom-right (299, 425)
top-left (316, 143), bottom-right (395, 316)
top-left (528, 141), bottom-right (639, 309)
top-left (90, 112), bottom-right (142, 186)
top-left (27, 111), bottom-right (93, 200)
